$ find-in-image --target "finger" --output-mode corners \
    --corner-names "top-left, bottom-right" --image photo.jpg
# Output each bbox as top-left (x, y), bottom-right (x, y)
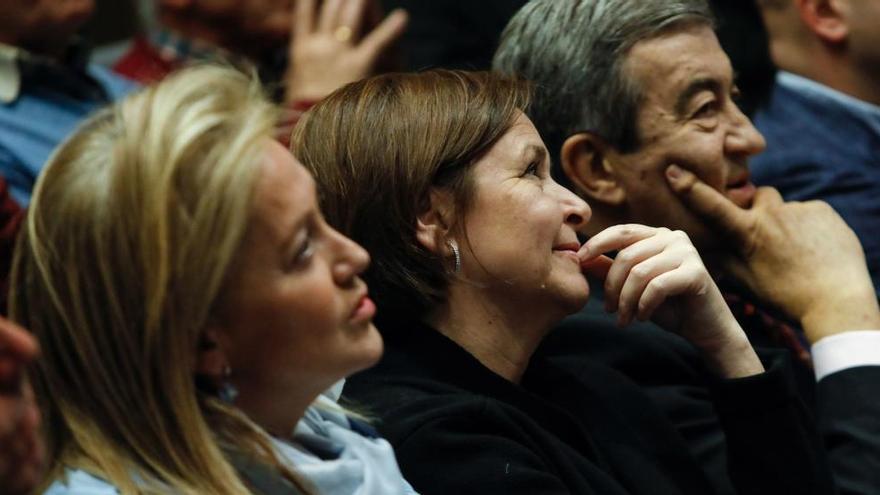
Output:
top-left (0, 318), bottom-right (38, 362)
top-left (357, 9), bottom-right (408, 61)
top-left (582, 224), bottom-right (661, 260)
top-left (618, 250), bottom-right (685, 326)
top-left (581, 255), bottom-right (613, 281)
top-left (319, 0), bottom-right (346, 32)
top-left (603, 232), bottom-right (670, 313)
top-left (752, 185), bottom-right (784, 207)
top-left (665, 164), bottom-right (749, 241)
top-left (294, 0), bottom-right (317, 35)
top-left (338, 0), bottom-right (369, 37)
top-left (636, 263), bottom-right (702, 321)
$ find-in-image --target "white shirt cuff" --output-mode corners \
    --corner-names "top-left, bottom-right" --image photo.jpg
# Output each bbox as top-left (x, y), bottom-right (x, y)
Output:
top-left (812, 330), bottom-right (880, 381)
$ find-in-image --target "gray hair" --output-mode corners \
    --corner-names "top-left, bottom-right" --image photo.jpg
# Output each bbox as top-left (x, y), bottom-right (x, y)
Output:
top-left (493, 0), bottom-right (713, 185)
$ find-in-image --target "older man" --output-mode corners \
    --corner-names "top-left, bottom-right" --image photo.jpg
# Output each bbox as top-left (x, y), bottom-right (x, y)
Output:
top-left (494, 0), bottom-right (880, 493)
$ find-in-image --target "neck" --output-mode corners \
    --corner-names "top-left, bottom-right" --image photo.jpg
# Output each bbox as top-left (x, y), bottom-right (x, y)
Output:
top-left (774, 40), bottom-right (880, 107)
top-left (428, 282), bottom-right (560, 383)
top-left (233, 377), bottom-right (321, 437)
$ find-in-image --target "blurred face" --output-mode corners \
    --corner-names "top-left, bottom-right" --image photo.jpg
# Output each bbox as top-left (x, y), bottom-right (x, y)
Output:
top-left (846, 0), bottom-right (880, 82)
top-left (0, 0), bottom-right (94, 52)
top-left (458, 112), bottom-right (592, 318)
top-left (608, 24), bottom-right (766, 251)
top-left (177, 0), bottom-right (292, 44)
top-left (215, 140), bottom-right (381, 428)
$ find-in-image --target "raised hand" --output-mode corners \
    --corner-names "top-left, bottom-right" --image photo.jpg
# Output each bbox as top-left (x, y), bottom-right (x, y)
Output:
top-left (580, 224), bottom-right (764, 378)
top-left (665, 164), bottom-right (880, 343)
top-left (285, 0), bottom-right (408, 103)
top-left (0, 317), bottom-right (43, 495)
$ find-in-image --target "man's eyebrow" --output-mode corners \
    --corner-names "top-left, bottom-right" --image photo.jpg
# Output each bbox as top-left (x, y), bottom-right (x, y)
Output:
top-left (674, 78), bottom-right (723, 115)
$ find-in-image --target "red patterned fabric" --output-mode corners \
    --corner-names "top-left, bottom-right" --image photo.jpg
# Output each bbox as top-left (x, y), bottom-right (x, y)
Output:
top-left (0, 178), bottom-right (23, 315)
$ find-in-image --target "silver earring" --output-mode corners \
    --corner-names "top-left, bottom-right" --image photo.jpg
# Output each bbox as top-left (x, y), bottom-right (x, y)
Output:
top-left (448, 240), bottom-right (461, 273)
top-left (218, 365), bottom-right (239, 404)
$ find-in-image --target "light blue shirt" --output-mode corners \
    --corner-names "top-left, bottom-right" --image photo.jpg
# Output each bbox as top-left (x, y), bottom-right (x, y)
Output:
top-left (0, 45), bottom-right (136, 205)
top-left (43, 387), bottom-right (417, 495)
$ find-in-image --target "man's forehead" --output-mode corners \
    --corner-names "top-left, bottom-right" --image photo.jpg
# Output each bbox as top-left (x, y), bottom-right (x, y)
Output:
top-left (624, 24), bottom-right (733, 100)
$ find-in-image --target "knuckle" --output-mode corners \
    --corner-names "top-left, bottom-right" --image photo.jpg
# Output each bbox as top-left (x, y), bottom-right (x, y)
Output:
top-left (631, 264), bottom-right (651, 280)
top-left (616, 249), bottom-right (634, 264)
top-left (647, 276), bottom-right (666, 293)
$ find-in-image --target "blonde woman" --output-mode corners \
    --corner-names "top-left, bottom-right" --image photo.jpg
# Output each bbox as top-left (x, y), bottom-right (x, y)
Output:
top-left (10, 65), bottom-right (415, 495)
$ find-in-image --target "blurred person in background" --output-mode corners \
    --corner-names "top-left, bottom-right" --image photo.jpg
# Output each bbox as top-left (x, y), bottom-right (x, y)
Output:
top-left (753, 0), bottom-right (880, 298)
top-left (0, 317), bottom-right (43, 495)
top-left (0, 0), bottom-right (136, 206)
top-left (115, 0), bottom-right (407, 139)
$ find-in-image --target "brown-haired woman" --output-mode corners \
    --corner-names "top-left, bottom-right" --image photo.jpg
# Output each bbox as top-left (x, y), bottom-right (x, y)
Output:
top-left (292, 70), bottom-right (832, 494)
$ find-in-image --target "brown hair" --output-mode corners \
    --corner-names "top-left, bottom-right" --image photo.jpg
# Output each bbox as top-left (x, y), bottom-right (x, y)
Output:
top-left (292, 70), bottom-right (530, 325)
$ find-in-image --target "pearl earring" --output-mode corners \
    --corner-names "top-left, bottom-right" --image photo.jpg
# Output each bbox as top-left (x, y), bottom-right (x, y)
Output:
top-left (218, 365), bottom-right (239, 404)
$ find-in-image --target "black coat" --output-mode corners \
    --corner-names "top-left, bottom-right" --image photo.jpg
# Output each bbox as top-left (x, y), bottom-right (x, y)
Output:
top-left (344, 318), bottom-right (835, 494)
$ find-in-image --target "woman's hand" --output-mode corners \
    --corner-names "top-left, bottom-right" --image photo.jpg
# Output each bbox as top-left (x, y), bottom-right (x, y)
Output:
top-left (285, 0), bottom-right (408, 103)
top-left (0, 317), bottom-right (43, 494)
top-left (579, 224), bottom-right (764, 378)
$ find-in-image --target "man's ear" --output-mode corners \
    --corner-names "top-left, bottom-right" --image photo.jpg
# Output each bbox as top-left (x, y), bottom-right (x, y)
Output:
top-left (415, 189), bottom-right (455, 255)
top-left (798, 0), bottom-right (849, 44)
top-left (560, 133), bottom-right (627, 206)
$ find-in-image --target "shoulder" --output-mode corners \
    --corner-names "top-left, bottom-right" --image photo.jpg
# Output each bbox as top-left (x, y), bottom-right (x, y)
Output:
top-left (43, 470), bottom-right (120, 495)
top-left (86, 64), bottom-right (139, 100)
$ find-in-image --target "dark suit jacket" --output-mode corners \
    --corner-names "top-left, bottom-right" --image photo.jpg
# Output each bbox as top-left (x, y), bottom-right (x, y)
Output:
top-left (543, 294), bottom-right (879, 495)
top-left (345, 318), bottom-right (835, 494)
top-left (817, 366), bottom-right (880, 494)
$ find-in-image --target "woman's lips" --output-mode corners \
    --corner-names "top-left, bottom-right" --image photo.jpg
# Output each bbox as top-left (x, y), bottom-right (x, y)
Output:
top-left (553, 243), bottom-right (582, 264)
top-left (350, 295), bottom-right (376, 324)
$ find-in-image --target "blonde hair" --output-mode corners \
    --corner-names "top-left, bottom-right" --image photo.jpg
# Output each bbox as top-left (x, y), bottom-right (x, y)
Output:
top-left (10, 65), bottom-right (306, 494)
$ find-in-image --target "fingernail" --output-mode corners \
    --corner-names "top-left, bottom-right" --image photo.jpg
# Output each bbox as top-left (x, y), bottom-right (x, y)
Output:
top-left (666, 164), bottom-right (682, 180)
top-left (579, 244), bottom-right (591, 259)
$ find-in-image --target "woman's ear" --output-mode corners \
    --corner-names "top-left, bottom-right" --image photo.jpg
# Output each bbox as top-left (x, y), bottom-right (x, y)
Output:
top-left (415, 189), bottom-right (455, 255)
top-left (195, 327), bottom-right (228, 379)
top-left (560, 133), bottom-right (627, 206)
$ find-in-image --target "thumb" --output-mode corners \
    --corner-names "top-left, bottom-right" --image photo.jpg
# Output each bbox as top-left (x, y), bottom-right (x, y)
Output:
top-left (581, 255), bottom-right (613, 281)
top-left (665, 164), bottom-right (748, 242)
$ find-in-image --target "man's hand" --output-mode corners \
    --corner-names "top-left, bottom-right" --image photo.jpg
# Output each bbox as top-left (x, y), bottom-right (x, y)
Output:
top-left (0, 317), bottom-right (43, 495)
top-left (285, 0), bottom-right (408, 103)
top-left (666, 164), bottom-right (880, 343)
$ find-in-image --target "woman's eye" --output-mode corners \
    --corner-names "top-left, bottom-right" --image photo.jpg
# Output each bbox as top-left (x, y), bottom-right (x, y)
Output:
top-left (523, 161), bottom-right (540, 177)
top-left (292, 237), bottom-right (314, 267)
